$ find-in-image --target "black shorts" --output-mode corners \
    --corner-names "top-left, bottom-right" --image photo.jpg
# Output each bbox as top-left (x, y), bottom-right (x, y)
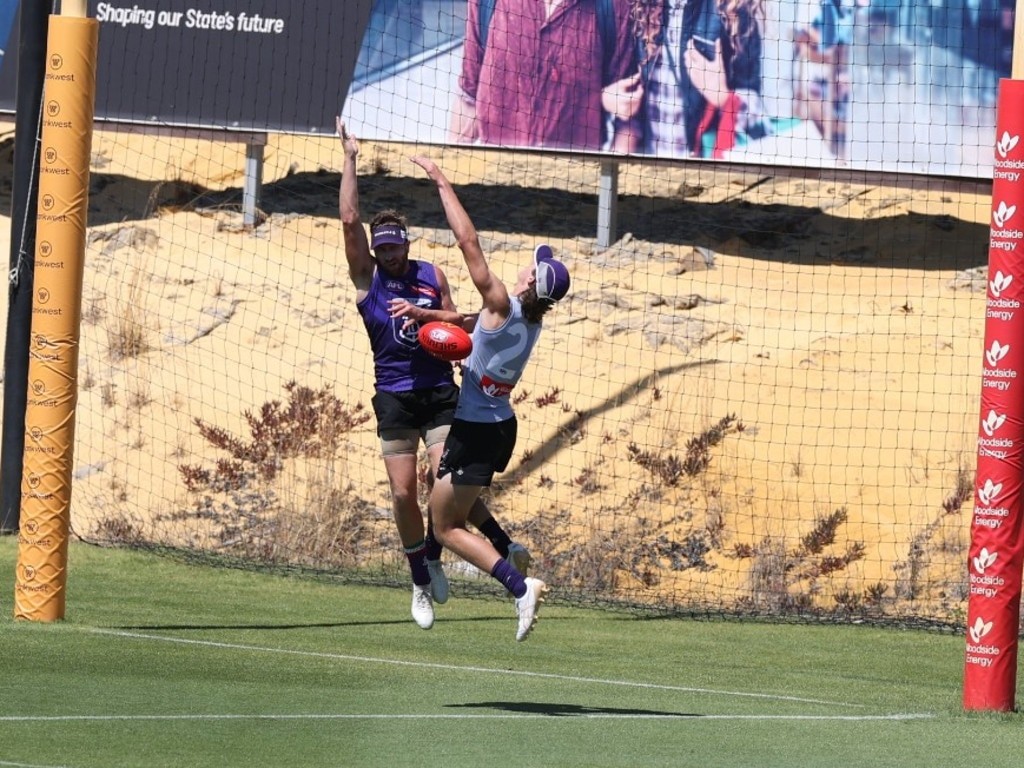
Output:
top-left (371, 385), bottom-right (459, 435)
top-left (437, 417), bottom-right (518, 487)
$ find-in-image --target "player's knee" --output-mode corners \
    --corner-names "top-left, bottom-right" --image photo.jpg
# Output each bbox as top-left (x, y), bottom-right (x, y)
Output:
top-left (432, 523), bottom-right (462, 549)
top-left (390, 488), bottom-right (420, 515)
top-left (432, 525), bottom-right (452, 548)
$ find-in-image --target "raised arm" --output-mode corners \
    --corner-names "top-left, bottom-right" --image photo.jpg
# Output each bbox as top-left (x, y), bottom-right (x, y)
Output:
top-left (410, 156), bottom-right (509, 323)
top-left (337, 117), bottom-right (374, 293)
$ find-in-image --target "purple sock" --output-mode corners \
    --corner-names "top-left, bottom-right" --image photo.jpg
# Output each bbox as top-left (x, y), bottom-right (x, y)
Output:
top-left (491, 558), bottom-right (527, 598)
top-left (405, 541), bottom-right (430, 586)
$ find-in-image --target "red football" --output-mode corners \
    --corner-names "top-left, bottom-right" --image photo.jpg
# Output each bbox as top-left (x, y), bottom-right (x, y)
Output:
top-left (417, 321), bottom-right (473, 362)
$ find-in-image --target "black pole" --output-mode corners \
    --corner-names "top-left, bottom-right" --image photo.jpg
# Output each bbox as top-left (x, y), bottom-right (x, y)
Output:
top-left (1, 3), bottom-right (51, 534)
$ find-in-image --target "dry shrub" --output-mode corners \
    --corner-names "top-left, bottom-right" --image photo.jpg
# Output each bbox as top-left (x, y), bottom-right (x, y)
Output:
top-left (106, 263), bottom-right (150, 360)
top-left (627, 414), bottom-right (740, 485)
top-left (895, 462), bottom-right (976, 601)
top-left (745, 535), bottom-right (790, 611)
top-left (92, 513), bottom-right (146, 545)
top-left (173, 381), bottom-right (377, 567)
top-left (736, 509), bottom-right (867, 614)
top-left (508, 505), bottom-right (716, 595)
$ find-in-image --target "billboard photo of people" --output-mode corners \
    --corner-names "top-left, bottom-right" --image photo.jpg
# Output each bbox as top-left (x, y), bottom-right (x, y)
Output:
top-left (448, 0), bottom-right (641, 152)
top-left (329, 0), bottom-right (1011, 177)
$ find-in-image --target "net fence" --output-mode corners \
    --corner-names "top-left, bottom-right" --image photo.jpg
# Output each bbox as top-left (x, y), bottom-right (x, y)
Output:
top-left (4, 0), bottom-right (1016, 630)
top-left (5, 127), bottom-right (986, 629)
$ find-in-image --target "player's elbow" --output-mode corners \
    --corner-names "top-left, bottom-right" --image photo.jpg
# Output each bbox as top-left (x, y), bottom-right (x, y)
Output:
top-left (457, 234), bottom-right (483, 257)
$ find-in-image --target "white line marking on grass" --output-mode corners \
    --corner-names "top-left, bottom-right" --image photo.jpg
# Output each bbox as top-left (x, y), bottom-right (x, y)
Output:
top-left (0, 713), bottom-right (934, 723)
top-left (94, 629), bottom-right (866, 708)
top-left (0, 760), bottom-right (71, 768)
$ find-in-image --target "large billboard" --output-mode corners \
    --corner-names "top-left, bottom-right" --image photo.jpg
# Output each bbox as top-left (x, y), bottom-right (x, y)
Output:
top-left (0, 1), bottom-right (373, 134)
top-left (342, 0), bottom-right (1016, 179)
top-left (0, 0), bottom-right (1014, 178)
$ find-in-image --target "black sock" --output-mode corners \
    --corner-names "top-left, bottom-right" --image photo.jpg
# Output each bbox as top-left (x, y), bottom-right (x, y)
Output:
top-left (477, 517), bottom-right (512, 559)
top-left (425, 517), bottom-right (443, 561)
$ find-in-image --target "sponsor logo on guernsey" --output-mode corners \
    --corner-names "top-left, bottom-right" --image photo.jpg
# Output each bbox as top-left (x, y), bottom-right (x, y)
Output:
top-left (480, 375), bottom-right (513, 398)
top-left (413, 284), bottom-right (439, 300)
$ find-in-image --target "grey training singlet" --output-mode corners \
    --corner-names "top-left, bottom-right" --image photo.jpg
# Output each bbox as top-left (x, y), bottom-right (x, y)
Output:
top-left (456, 297), bottom-right (542, 423)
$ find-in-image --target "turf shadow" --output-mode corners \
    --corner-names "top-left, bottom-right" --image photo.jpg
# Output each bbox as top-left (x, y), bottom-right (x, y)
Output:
top-left (446, 701), bottom-right (696, 717)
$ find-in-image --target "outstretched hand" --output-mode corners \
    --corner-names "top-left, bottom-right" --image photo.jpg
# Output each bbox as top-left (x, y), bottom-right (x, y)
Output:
top-left (337, 116), bottom-right (359, 158)
top-left (410, 155), bottom-right (441, 179)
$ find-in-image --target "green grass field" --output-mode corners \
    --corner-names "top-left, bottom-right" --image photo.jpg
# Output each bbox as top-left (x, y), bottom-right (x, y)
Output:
top-left (1, 537), bottom-right (1021, 767)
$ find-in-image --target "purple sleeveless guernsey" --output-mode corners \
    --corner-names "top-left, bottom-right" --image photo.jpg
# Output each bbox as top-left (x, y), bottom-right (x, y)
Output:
top-left (356, 260), bottom-right (455, 393)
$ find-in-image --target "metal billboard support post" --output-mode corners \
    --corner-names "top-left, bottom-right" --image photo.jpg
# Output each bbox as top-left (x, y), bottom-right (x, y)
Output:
top-left (243, 135), bottom-right (267, 227)
top-left (597, 160), bottom-right (618, 249)
top-left (111, 126), bottom-right (267, 225)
